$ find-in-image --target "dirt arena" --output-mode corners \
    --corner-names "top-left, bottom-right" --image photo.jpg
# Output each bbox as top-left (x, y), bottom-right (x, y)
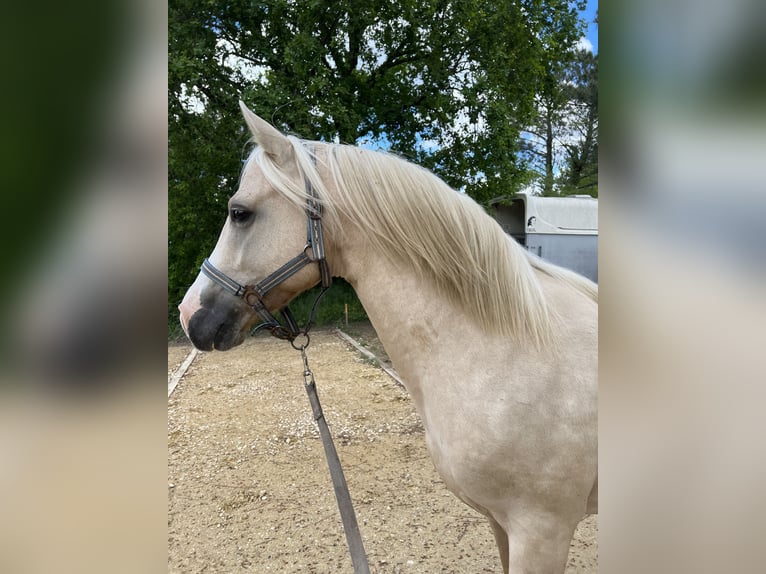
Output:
top-left (168, 326), bottom-right (597, 573)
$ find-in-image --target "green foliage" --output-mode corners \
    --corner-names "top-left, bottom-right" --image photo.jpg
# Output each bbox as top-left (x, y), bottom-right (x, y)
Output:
top-left (557, 50), bottom-right (598, 197)
top-left (168, 0), bottom-right (593, 330)
top-left (518, 3), bottom-right (597, 197)
top-left (287, 279), bottom-right (368, 328)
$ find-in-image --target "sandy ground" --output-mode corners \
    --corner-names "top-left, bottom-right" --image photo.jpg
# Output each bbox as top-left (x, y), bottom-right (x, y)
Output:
top-left (168, 327), bottom-right (597, 573)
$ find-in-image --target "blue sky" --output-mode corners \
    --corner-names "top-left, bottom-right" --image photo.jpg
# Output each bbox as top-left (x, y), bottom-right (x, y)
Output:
top-left (581, 0), bottom-right (599, 54)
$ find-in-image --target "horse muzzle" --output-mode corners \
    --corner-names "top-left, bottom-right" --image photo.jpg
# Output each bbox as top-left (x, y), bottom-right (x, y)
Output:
top-left (178, 283), bottom-right (255, 351)
top-left (184, 305), bottom-right (249, 351)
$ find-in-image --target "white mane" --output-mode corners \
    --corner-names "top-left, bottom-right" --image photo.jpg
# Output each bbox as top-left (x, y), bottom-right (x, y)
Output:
top-left (248, 138), bottom-right (597, 347)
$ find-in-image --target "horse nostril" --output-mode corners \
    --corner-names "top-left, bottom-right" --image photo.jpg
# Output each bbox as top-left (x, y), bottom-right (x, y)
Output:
top-left (178, 300), bottom-right (198, 335)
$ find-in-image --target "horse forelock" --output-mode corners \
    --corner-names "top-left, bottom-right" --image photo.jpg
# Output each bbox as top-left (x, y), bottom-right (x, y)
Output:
top-left (248, 137), bottom-right (558, 346)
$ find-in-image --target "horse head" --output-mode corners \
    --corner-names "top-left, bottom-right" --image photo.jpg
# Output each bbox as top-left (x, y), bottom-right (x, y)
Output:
top-left (178, 103), bottom-right (326, 351)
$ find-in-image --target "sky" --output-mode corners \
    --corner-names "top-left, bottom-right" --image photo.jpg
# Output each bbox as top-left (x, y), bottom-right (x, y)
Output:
top-left (581, 0), bottom-right (599, 54)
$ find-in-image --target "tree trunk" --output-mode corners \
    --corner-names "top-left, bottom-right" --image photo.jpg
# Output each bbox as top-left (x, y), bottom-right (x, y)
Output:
top-left (543, 109), bottom-right (555, 195)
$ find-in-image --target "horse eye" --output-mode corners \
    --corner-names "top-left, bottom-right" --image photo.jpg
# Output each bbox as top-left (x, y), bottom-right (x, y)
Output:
top-left (229, 207), bottom-right (253, 224)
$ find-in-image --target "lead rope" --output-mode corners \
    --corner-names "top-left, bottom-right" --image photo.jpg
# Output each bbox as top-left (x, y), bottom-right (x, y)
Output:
top-left (297, 340), bottom-right (371, 574)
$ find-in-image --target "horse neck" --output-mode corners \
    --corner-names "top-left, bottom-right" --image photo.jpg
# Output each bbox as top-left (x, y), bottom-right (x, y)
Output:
top-left (330, 222), bottom-right (463, 388)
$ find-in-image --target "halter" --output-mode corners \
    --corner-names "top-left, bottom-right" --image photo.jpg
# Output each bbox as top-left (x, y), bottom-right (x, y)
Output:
top-left (200, 150), bottom-right (332, 343)
top-left (199, 145), bottom-right (369, 572)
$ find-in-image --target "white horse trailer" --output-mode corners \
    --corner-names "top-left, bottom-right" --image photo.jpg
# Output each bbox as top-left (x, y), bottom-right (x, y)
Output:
top-left (490, 194), bottom-right (598, 282)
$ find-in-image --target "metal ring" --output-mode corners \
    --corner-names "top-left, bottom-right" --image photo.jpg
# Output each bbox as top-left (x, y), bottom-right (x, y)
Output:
top-left (290, 332), bottom-right (310, 351)
top-left (302, 242), bottom-right (316, 262)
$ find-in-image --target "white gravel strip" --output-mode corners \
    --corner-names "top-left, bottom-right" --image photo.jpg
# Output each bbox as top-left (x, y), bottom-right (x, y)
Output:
top-left (334, 328), bottom-right (407, 388)
top-left (168, 348), bottom-right (198, 397)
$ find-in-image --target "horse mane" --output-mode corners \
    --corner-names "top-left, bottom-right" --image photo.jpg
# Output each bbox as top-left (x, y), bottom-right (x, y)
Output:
top-left (249, 136), bottom-right (597, 347)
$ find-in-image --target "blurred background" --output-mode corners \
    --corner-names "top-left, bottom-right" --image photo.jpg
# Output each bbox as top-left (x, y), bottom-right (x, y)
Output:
top-left (601, 0), bottom-right (766, 572)
top-left (0, 0), bottom-right (167, 386)
top-left (0, 0), bottom-right (764, 572)
top-left (0, 0), bottom-right (167, 572)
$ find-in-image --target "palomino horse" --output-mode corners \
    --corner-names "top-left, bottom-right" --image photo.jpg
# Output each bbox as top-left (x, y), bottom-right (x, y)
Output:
top-left (179, 102), bottom-right (598, 573)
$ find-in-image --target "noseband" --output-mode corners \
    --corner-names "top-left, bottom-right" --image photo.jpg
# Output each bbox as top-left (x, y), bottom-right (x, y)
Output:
top-left (200, 151), bottom-right (332, 342)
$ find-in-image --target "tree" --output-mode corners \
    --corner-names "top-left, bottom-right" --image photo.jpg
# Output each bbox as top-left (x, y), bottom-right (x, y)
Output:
top-left (169, 0), bottom-right (589, 327)
top-left (558, 50), bottom-right (598, 196)
top-left (517, 1), bottom-right (589, 196)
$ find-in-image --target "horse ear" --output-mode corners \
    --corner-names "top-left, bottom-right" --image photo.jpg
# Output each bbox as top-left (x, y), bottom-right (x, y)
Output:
top-left (239, 101), bottom-right (293, 164)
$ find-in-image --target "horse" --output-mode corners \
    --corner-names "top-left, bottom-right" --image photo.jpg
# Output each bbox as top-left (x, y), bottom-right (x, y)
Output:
top-left (178, 102), bottom-right (598, 573)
